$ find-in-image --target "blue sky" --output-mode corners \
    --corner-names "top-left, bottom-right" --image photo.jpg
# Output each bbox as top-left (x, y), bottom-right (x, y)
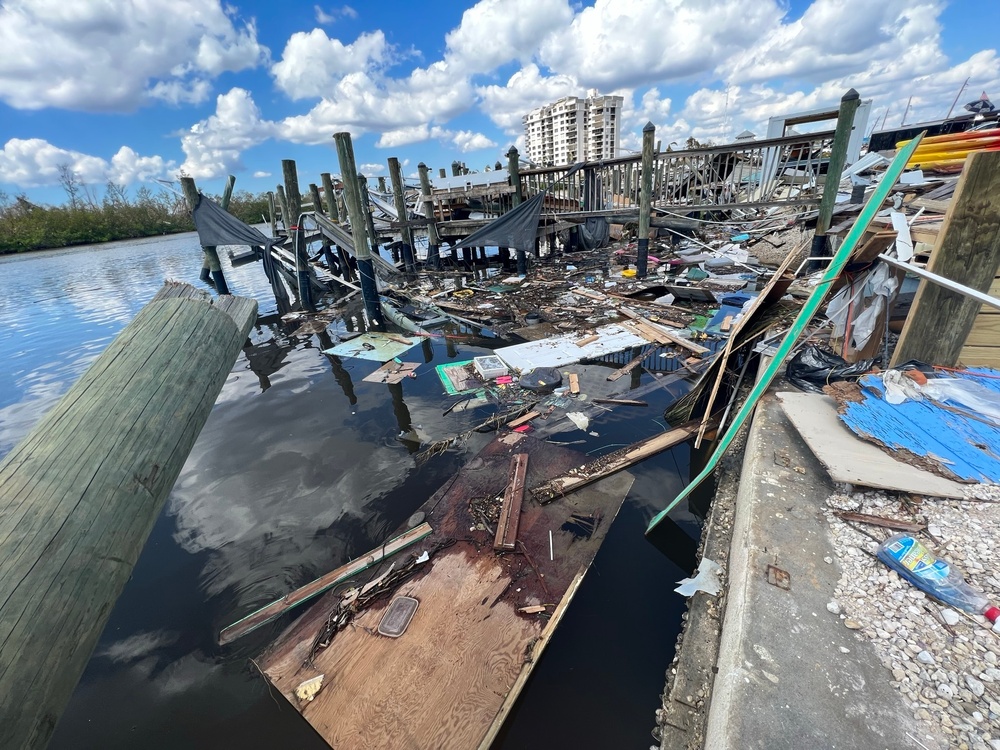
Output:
top-left (1, 0), bottom-right (998, 205)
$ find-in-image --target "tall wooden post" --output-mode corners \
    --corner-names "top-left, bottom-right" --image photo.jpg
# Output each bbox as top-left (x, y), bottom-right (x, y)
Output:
top-left (283, 159), bottom-right (313, 311)
top-left (812, 89), bottom-right (861, 264)
top-left (389, 157), bottom-right (417, 275)
top-left (180, 176), bottom-right (231, 294)
top-left (418, 163), bottom-right (441, 270)
top-left (275, 185), bottom-right (290, 231)
top-left (637, 121), bottom-right (655, 278)
top-left (320, 173), bottom-right (340, 221)
top-left (507, 146), bottom-right (527, 275)
top-left (334, 132), bottom-right (383, 328)
top-left (377, 176), bottom-right (387, 193)
top-left (438, 168), bottom-right (447, 179)
top-left (266, 191), bottom-right (277, 236)
top-left (358, 173), bottom-right (381, 261)
top-left (891, 150), bottom-right (1000, 366)
top-left (322, 172), bottom-right (354, 282)
top-left (0, 282), bottom-right (256, 750)
top-left (311, 182), bottom-right (340, 276)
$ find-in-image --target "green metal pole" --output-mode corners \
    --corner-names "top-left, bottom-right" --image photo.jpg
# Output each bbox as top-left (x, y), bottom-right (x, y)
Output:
top-left (811, 89), bottom-right (862, 265)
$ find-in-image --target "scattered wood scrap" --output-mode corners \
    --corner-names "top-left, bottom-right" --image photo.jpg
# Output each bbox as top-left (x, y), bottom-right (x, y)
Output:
top-left (532, 420), bottom-right (707, 503)
top-left (218, 522), bottom-right (433, 645)
top-left (592, 398), bottom-right (648, 407)
top-left (507, 411), bottom-right (540, 428)
top-left (834, 511), bottom-right (925, 533)
top-left (494, 454), bottom-right (529, 551)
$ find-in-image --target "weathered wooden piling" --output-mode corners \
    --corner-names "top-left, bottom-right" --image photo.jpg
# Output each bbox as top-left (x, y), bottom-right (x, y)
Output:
top-left (266, 191), bottom-right (277, 236)
top-left (321, 172), bottom-right (355, 281)
top-left (891, 150), bottom-right (1000, 366)
top-left (0, 282), bottom-right (256, 749)
top-left (310, 182), bottom-right (339, 275)
top-left (812, 89), bottom-right (861, 263)
top-left (418, 163), bottom-right (442, 269)
top-left (333, 132), bottom-right (383, 328)
top-left (507, 146), bottom-right (527, 275)
top-left (438, 168), bottom-right (447, 179)
top-left (388, 157), bottom-right (417, 274)
top-left (320, 173), bottom-right (340, 221)
top-left (180, 176), bottom-right (232, 294)
top-left (377, 176), bottom-right (387, 193)
top-left (275, 185), bottom-right (290, 230)
top-left (637, 122), bottom-right (655, 278)
top-left (358, 173), bottom-right (381, 261)
top-left (282, 160), bottom-right (314, 311)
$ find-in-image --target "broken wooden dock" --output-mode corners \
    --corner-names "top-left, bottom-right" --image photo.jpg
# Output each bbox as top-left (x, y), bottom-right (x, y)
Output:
top-left (257, 431), bottom-right (633, 749)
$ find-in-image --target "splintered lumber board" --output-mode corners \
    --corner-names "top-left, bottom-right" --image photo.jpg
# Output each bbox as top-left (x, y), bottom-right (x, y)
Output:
top-left (259, 434), bottom-right (633, 750)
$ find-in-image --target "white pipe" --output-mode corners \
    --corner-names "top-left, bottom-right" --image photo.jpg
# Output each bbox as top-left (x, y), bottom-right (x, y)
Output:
top-left (878, 253), bottom-right (1000, 311)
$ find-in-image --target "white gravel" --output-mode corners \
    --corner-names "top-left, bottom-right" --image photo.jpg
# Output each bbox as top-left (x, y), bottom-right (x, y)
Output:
top-left (825, 484), bottom-right (1000, 750)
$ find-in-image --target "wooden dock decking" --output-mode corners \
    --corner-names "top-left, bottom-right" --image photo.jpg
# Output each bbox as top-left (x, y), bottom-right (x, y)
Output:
top-left (259, 432), bottom-right (634, 749)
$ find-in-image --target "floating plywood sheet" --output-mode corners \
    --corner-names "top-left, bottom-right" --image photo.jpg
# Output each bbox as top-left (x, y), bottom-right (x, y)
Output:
top-left (259, 433), bottom-right (633, 750)
top-left (361, 361), bottom-right (420, 385)
top-left (494, 323), bottom-right (647, 371)
top-left (776, 391), bottom-right (966, 498)
top-left (322, 333), bottom-right (418, 362)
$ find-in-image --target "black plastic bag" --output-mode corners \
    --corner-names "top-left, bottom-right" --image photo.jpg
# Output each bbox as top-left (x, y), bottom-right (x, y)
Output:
top-left (786, 345), bottom-right (874, 393)
top-left (518, 367), bottom-right (562, 392)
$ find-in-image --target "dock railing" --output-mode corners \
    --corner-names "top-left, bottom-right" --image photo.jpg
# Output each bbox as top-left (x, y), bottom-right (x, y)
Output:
top-left (517, 128), bottom-right (837, 216)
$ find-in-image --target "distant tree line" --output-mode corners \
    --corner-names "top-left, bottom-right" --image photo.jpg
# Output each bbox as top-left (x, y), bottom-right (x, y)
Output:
top-left (0, 168), bottom-right (270, 254)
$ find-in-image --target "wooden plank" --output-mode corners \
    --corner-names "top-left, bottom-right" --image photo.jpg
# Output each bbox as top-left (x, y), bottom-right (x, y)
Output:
top-left (964, 314), bottom-right (1000, 347)
top-left (893, 151), bottom-right (1000, 366)
top-left (506, 410), bottom-right (540, 428)
top-left (834, 511), bottom-right (926, 533)
top-left (775, 392), bottom-right (965, 498)
top-left (910, 196), bottom-right (951, 213)
top-left (959, 345), bottom-right (1000, 368)
top-left (218, 523), bottom-right (433, 645)
top-left (592, 398), bottom-right (648, 407)
top-left (607, 348), bottom-right (654, 381)
top-left (532, 420), bottom-right (704, 503)
top-left (620, 310), bottom-right (709, 355)
top-left (575, 334), bottom-right (599, 347)
top-left (567, 373), bottom-right (580, 394)
top-left (493, 454), bottom-right (528, 551)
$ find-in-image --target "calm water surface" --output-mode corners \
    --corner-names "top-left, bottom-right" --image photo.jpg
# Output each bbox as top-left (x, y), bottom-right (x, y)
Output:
top-left (0, 233), bottom-right (705, 749)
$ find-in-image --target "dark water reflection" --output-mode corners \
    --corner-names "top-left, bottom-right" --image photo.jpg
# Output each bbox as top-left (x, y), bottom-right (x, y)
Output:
top-left (0, 234), bottom-right (704, 749)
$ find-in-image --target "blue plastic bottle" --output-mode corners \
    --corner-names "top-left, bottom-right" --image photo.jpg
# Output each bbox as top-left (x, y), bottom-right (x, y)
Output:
top-left (876, 533), bottom-right (1000, 622)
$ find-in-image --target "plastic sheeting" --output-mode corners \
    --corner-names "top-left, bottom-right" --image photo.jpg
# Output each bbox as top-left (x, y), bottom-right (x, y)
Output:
top-left (450, 191), bottom-right (545, 253)
top-left (192, 193), bottom-right (279, 249)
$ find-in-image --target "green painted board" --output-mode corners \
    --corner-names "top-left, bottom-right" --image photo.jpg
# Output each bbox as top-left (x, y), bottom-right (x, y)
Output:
top-left (435, 360), bottom-right (482, 395)
top-left (646, 133), bottom-right (926, 535)
top-left (322, 333), bottom-right (418, 362)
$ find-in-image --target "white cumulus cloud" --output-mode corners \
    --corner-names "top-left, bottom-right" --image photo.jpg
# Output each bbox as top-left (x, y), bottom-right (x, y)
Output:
top-left (0, 138), bottom-right (173, 188)
top-left (179, 88), bottom-right (277, 179)
top-left (0, 0), bottom-right (269, 112)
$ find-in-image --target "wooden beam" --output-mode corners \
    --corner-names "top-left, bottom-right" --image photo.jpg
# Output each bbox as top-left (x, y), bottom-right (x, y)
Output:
top-left (619, 309), bottom-right (709, 355)
top-left (532, 420), bottom-right (705, 503)
top-left (892, 151), bottom-right (1000, 366)
top-left (218, 522), bottom-right (432, 645)
top-left (607, 348), bottom-right (655, 381)
top-left (0, 283), bottom-right (256, 749)
top-left (494, 454), bottom-right (528, 551)
top-left (506, 411), bottom-right (540, 428)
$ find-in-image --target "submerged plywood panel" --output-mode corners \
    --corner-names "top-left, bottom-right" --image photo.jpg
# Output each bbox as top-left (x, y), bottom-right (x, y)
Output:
top-left (260, 434), bottom-right (633, 750)
top-left (776, 392), bottom-right (966, 498)
top-left (322, 333), bottom-right (419, 362)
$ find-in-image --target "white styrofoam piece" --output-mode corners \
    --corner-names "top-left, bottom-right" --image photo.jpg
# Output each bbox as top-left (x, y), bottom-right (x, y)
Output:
top-left (494, 323), bottom-right (648, 371)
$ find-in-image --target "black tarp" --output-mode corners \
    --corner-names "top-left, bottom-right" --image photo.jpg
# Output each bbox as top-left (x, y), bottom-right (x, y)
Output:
top-left (191, 193), bottom-right (279, 248)
top-left (449, 190), bottom-right (545, 253)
